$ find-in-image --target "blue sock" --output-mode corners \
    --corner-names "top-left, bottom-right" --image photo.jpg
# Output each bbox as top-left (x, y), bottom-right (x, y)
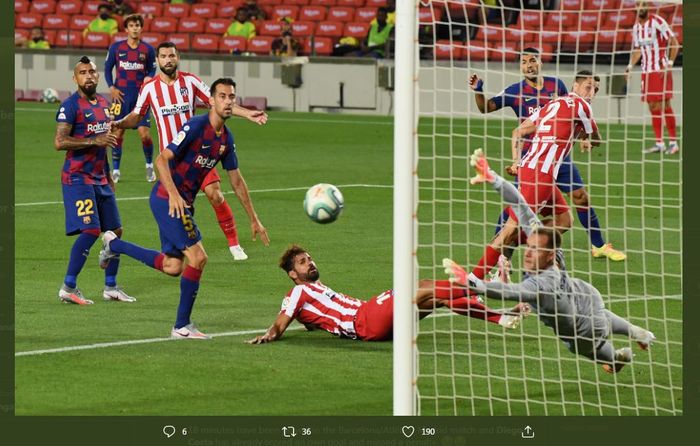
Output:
top-left (494, 210), bottom-right (509, 235)
top-left (105, 255), bottom-right (120, 287)
top-left (577, 208), bottom-right (605, 248)
top-left (110, 238), bottom-right (163, 269)
top-left (112, 141), bottom-right (122, 171)
top-left (143, 138), bottom-right (154, 164)
top-left (175, 266), bottom-right (202, 329)
top-left (64, 231), bottom-right (99, 288)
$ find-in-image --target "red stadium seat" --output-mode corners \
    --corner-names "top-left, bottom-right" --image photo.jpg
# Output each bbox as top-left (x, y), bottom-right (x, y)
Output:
top-left (328, 7), bottom-right (354, 22)
top-left (42, 14), bottom-right (70, 30)
top-left (167, 33), bottom-right (191, 51)
top-left (585, 0), bottom-right (620, 10)
top-left (192, 34), bottom-right (220, 52)
top-left (366, 0), bottom-right (387, 6)
top-left (218, 1), bottom-right (246, 18)
top-left (16, 13), bottom-right (43, 29)
top-left (141, 32), bottom-right (165, 46)
top-left (241, 97), bottom-right (268, 110)
top-left (15, 0), bottom-right (29, 13)
top-left (672, 24), bottom-right (682, 45)
top-left (300, 6), bottom-right (327, 21)
top-left (58, 90), bottom-right (72, 101)
top-left (578, 11), bottom-right (601, 29)
top-left (561, 29), bottom-right (595, 52)
top-left (30, 0), bottom-right (56, 14)
top-left (69, 15), bottom-right (92, 30)
top-left (271, 5), bottom-right (299, 20)
top-left (83, 32), bottom-right (111, 49)
top-left (247, 35), bottom-right (274, 54)
top-left (316, 21), bottom-right (343, 38)
top-left (258, 0), bottom-right (282, 5)
top-left (310, 0), bottom-right (336, 6)
top-left (354, 7), bottom-right (377, 22)
top-left (418, 8), bottom-right (443, 24)
top-left (15, 89), bottom-right (24, 101)
top-left (670, 13), bottom-right (683, 27)
top-left (547, 11), bottom-right (577, 28)
top-left (504, 26), bottom-right (530, 45)
top-left (539, 43), bottom-right (555, 62)
top-left (529, 25), bottom-right (561, 46)
top-left (23, 90), bottom-right (44, 102)
top-left (15, 29), bottom-right (29, 42)
top-left (139, 3), bottom-right (164, 17)
top-left (559, 0), bottom-right (583, 10)
top-left (285, 0), bottom-right (311, 5)
top-left (206, 19), bottom-right (231, 35)
top-left (178, 17), bottom-right (206, 34)
top-left (434, 40), bottom-right (463, 60)
top-left (303, 37), bottom-right (333, 55)
top-left (150, 17), bottom-right (178, 33)
top-left (55, 0), bottom-right (82, 15)
top-left (344, 22), bottom-right (369, 38)
top-left (42, 29), bottom-right (56, 45)
top-left (446, 0), bottom-right (480, 16)
top-left (82, 1), bottom-right (101, 15)
top-left (603, 10), bottom-right (636, 29)
top-left (292, 21), bottom-right (316, 37)
top-left (595, 29), bottom-right (629, 52)
top-left (164, 3), bottom-right (191, 18)
top-left (191, 3), bottom-right (217, 18)
top-left (259, 21), bottom-right (282, 36)
top-left (465, 42), bottom-right (488, 61)
top-left (220, 35), bottom-right (247, 53)
top-left (518, 10), bottom-right (543, 29)
top-left (489, 43), bottom-right (519, 62)
top-left (474, 25), bottom-right (505, 45)
top-left (112, 32), bottom-right (128, 43)
top-left (337, 0), bottom-right (364, 6)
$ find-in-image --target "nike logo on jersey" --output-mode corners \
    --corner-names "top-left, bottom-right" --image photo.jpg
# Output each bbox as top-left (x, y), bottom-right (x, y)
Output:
top-left (84, 112), bottom-right (93, 118)
top-left (118, 52), bottom-right (127, 57)
top-left (202, 145), bottom-right (211, 150)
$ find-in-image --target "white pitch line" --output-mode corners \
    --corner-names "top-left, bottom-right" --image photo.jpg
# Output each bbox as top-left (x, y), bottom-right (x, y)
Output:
top-left (15, 183), bottom-right (392, 207)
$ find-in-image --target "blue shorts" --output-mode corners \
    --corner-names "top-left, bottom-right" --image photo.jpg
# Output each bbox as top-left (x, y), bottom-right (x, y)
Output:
top-left (62, 184), bottom-right (121, 235)
top-left (149, 186), bottom-right (201, 257)
top-left (111, 90), bottom-right (150, 127)
top-left (516, 149), bottom-right (584, 193)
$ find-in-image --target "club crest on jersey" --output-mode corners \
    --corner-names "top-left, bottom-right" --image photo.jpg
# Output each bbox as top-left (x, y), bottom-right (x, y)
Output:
top-left (180, 87), bottom-right (189, 97)
top-left (83, 216), bottom-right (91, 224)
top-left (219, 145), bottom-right (226, 155)
top-left (138, 53), bottom-right (146, 62)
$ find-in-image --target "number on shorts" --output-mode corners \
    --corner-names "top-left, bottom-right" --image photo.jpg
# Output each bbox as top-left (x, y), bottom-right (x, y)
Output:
top-left (376, 291), bottom-right (392, 305)
top-left (109, 102), bottom-right (122, 117)
top-left (181, 214), bottom-right (194, 231)
top-left (75, 199), bottom-right (94, 216)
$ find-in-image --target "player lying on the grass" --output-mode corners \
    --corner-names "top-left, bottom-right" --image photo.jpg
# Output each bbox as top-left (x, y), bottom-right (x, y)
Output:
top-left (54, 56), bottom-right (135, 305)
top-left (99, 78), bottom-right (270, 339)
top-left (443, 150), bottom-right (655, 373)
top-left (470, 48), bottom-right (625, 262)
top-left (246, 245), bottom-right (530, 345)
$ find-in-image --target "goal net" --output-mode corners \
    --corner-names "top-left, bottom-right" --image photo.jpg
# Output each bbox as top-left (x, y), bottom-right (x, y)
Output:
top-left (393, 0), bottom-right (682, 416)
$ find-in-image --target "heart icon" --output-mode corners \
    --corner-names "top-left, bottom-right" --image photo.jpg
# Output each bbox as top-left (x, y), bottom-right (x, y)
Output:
top-left (402, 426), bottom-right (415, 438)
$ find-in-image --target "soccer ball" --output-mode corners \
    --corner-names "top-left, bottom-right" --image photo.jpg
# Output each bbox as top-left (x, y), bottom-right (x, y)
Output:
top-left (303, 183), bottom-right (344, 224)
top-left (41, 88), bottom-right (59, 103)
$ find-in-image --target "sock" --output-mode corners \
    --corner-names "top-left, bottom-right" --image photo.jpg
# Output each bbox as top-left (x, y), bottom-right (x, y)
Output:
top-left (213, 201), bottom-right (239, 247)
top-left (576, 207), bottom-right (605, 248)
top-left (64, 229), bottom-right (100, 288)
top-left (110, 238), bottom-right (165, 271)
top-left (471, 246), bottom-right (501, 280)
top-left (112, 137), bottom-right (124, 171)
top-left (446, 297), bottom-right (503, 324)
top-left (105, 255), bottom-right (120, 287)
top-left (651, 108), bottom-right (663, 144)
top-left (664, 107), bottom-right (677, 141)
top-left (494, 209), bottom-right (509, 235)
top-left (142, 136), bottom-right (154, 164)
top-left (175, 265), bottom-right (202, 329)
top-left (433, 280), bottom-right (468, 299)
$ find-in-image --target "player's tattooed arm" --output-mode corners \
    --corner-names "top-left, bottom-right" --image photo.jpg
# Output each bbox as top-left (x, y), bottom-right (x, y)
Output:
top-left (247, 314), bottom-right (293, 344)
top-left (54, 123), bottom-right (117, 151)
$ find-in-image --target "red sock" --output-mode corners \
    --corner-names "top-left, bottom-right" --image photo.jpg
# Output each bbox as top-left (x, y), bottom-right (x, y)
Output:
top-left (664, 107), bottom-right (677, 140)
top-left (447, 298), bottom-right (502, 324)
top-left (651, 107), bottom-right (663, 143)
top-left (471, 246), bottom-right (501, 280)
top-left (213, 201), bottom-right (239, 246)
top-left (433, 280), bottom-right (467, 299)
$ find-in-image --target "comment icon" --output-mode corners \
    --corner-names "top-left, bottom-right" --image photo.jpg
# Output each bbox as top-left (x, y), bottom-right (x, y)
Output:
top-left (163, 425), bottom-right (176, 438)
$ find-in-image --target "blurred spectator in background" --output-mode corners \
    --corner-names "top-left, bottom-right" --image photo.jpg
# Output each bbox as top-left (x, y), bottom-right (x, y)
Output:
top-left (360, 7), bottom-right (394, 58)
top-left (244, 0), bottom-right (267, 21)
top-left (480, 0), bottom-right (504, 25)
top-left (16, 26), bottom-right (51, 49)
top-left (371, 0), bottom-right (395, 26)
top-left (225, 8), bottom-right (257, 40)
top-left (171, 0), bottom-right (197, 4)
top-left (84, 3), bottom-right (119, 37)
top-left (271, 18), bottom-right (300, 57)
top-left (109, 0), bottom-right (135, 17)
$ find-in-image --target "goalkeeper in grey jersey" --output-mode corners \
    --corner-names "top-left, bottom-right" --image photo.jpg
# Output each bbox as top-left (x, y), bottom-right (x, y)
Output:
top-left (444, 149), bottom-right (656, 373)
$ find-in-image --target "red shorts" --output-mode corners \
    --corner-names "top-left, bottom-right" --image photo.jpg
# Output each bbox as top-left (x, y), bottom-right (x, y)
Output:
top-left (354, 290), bottom-right (394, 342)
top-left (641, 70), bottom-right (673, 103)
top-left (200, 169), bottom-right (221, 192)
top-left (507, 168), bottom-right (568, 221)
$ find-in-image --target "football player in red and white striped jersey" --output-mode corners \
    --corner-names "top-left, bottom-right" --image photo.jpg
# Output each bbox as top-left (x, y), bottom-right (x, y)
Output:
top-left (247, 245), bottom-right (529, 344)
top-left (113, 42), bottom-right (267, 261)
top-left (625, 0), bottom-right (680, 154)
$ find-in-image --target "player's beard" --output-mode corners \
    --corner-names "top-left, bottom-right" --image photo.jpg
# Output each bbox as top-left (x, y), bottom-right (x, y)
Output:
top-left (637, 8), bottom-right (648, 19)
top-left (307, 268), bottom-right (320, 282)
top-left (160, 63), bottom-right (178, 77)
top-left (79, 83), bottom-right (97, 97)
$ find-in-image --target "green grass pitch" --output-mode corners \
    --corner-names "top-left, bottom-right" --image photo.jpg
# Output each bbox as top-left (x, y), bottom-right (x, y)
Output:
top-left (14, 102), bottom-right (681, 415)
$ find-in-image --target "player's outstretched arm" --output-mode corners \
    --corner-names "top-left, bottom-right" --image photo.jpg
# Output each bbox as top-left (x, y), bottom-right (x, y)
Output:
top-left (233, 104), bottom-right (268, 125)
top-left (468, 74), bottom-right (498, 113)
top-left (227, 169), bottom-right (270, 246)
top-left (113, 111), bottom-right (143, 130)
top-left (247, 314), bottom-right (293, 344)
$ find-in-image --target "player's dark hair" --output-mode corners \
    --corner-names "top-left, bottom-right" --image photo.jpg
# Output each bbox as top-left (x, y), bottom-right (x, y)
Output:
top-left (575, 69), bottom-right (595, 82)
top-left (280, 245), bottom-right (308, 273)
top-left (531, 227), bottom-right (561, 251)
top-left (124, 13), bottom-right (144, 28)
top-left (77, 56), bottom-right (92, 65)
top-left (521, 47), bottom-right (540, 57)
top-left (157, 41), bottom-right (178, 55)
top-left (377, 6), bottom-right (389, 14)
top-left (210, 78), bottom-right (237, 95)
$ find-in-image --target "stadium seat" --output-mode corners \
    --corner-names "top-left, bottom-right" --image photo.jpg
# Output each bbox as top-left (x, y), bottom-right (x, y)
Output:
top-left (30, 0), bottom-right (56, 14)
top-left (489, 43), bottom-right (519, 62)
top-left (141, 32), bottom-right (165, 46)
top-left (578, 11), bottom-right (601, 29)
top-left (42, 14), bottom-right (70, 30)
top-left (55, 0), bottom-right (82, 15)
top-left (603, 10), bottom-right (636, 29)
top-left (672, 24), bottom-right (682, 45)
top-left (559, 0), bottom-right (583, 10)
top-left (217, 2), bottom-right (242, 18)
top-left (82, 1), bottom-right (101, 15)
top-left (595, 29), bottom-right (629, 53)
top-left (292, 21), bottom-right (316, 38)
top-left (445, 0), bottom-right (480, 17)
top-left (16, 13), bottom-right (43, 29)
top-left (164, 3), bottom-right (191, 18)
top-left (504, 26), bottom-right (530, 45)
top-left (285, 0), bottom-right (311, 5)
top-left (474, 25), bottom-right (505, 45)
top-left (58, 90), bottom-right (72, 101)
top-left (670, 13), bottom-right (683, 27)
top-left (150, 17), bottom-right (178, 33)
top-left (24, 90), bottom-right (44, 102)
top-left (366, 0), bottom-right (388, 6)
top-left (316, 21), bottom-right (343, 38)
top-left (178, 17), bottom-right (206, 34)
top-left (42, 29), bottom-right (56, 45)
top-left (112, 32), bottom-right (128, 43)
top-left (15, 29), bottom-right (29, 42)
top-left (300, 6), bottom-right (327, 21)
top-left (69, 15), bottom-right (93, 31)
top-left (528, 26), bottom-right (561, 48)
top-left (561, 30), bottom-right (595, 53)
top-left (15, 0), bottom-right (29, 13)
top-left (192, 34), bottom-right (220, 53)
top-left (328, 7), bottom-right (354, 22)
top-left (83, 32), bottom-right (111, 49)
top-left (220, 35), bottom-right (247, 53)
top-left (465, 42), bottom-right (488, 61)
top-left (354, 8), bottom-right (377, 22)
top-left (259, 21), bottom-right (283, 36)
top-left (310, 0), bottom-right (337, 6)
top-left (539, 43), bottom-right (555, 62)
top-left (343, 22), bottom-right (369, 38)
top-left (585, 0), bottom-right (620, 10)
top-left (547, 11), bottom-right (577, 28)
top-left (139, 3), bottom-right (164, 17)
top-left (517, 10), bottom-right (543, 29)
top-left (191, 3), bottom-right (218, 18)
top-left (206, 19), bottom-right (231, 35)
top-left (15, 89), bottom-right (24, 101)
top-left (247, 35), bottom-right (274, 54)
top-left (167, 34), bottom-right (191, 51)
top-left (418, 7), bottom-right (443, 25)
top-left (303, 37), bottom-right (333, 56)
top-left (258, 0), bottom-right (282, 5)
top-left (433, 40), bottom-right (463, 60)
top-left (337, 0), bottom-right (365, 7)
top-left (271, 5), bottom-right (299, 20)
